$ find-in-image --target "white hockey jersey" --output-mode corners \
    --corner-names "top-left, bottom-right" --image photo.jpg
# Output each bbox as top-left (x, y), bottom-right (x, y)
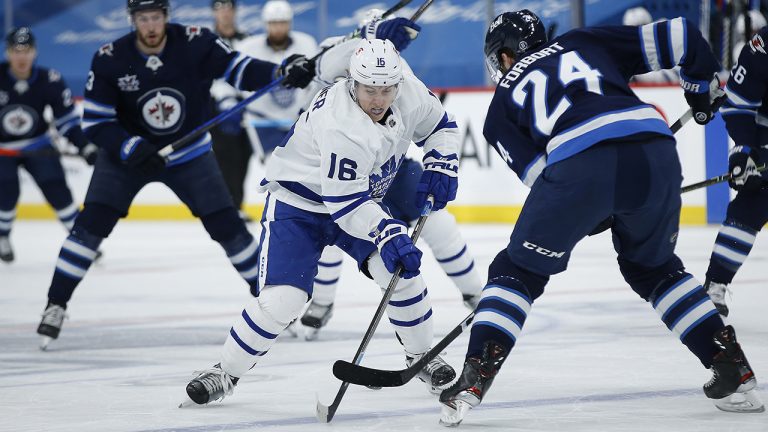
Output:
top-left (236, 31), bottom-right (319, 126)
top-left (259, 73), bottom-right (460, 242)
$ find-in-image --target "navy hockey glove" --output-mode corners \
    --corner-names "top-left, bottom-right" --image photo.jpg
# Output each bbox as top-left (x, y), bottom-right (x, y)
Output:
top-left (372, 218), bottom-right (422, 279)
top-left (78, 143), bottom-right (99, 166)
top-left (363, 17), bottom-right (421, 51)
top-left (728, 145), bottom-right (764, 191)
top-left (277, 54), bottom-right (316, 89)
top-left (417, 150), bottom-right (458, 211)
top-left (120, 136), bottom-right (165, 176)
top-left (681, 73), bottom-right (726, 125)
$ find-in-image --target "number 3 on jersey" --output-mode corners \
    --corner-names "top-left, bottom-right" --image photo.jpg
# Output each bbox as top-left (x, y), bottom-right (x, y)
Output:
top-left (512, 51), bottom-right (602, 135)
top-left (328, 152), bottom-right (357, 181)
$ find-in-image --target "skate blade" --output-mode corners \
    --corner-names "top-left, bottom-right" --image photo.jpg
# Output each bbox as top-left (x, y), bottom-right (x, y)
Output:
top-left (439, 400), bottom-right (472, 427)
top-left (39, 336), bottom-right (53, 351)
top-left (178, 397), bottom-right (201, 408)
top-left (713, 389), bottom-right (765, 413)
top-left (283, 321), bottom-right (299, 338)
top-left (304, 327), bottom-right (321, 341)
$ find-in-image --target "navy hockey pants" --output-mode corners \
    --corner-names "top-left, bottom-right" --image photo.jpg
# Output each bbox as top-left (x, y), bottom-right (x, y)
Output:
top-left (507, 136), bottom-right (682, 278)
top-left (383, 158), bottom-right (423, 223)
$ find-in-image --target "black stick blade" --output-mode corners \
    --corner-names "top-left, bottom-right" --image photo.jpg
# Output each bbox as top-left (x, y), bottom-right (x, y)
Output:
top-left (333, 360), bottom-right (409, 387)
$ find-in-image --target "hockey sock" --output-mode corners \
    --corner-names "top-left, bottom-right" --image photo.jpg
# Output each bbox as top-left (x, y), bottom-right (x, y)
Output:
top-left (421, 210), bottom-right (482, 298)
top-left (705, 219), bottom-right (758, 285)
top-left (312, 246), bottom-right (343, 306)
top-left (48, 226), bottom-right (103, 306)
top-left (367, 254), bottom-right (434, 355)
top-left (467, 277), bottom-right (532, 358)
top-left (55, 202), bottom-right (80, 232)
top-left (202, 209), bottom-right (260, 295)
top-left (650, 271), bottom-right (723, 367)
top-left (0, 207), bottom-right (15, 236)
top-left (221, 285), bottom-right (307, 377)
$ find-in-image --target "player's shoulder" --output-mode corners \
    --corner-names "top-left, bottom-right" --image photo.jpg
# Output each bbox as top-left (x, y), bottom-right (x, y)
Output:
top-left (167, 22), bottom-right (217, 47)
top-left (743, 28), bottom-right (768, 59)
top-left (92, 32), bottom-right (133, 71)
top-left (34, 65), bottom-right (65, 86)
top-left (289, 31), bottom-right (318, 49)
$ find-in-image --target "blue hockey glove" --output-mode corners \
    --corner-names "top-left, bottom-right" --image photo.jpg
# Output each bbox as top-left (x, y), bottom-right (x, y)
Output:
top-left (363, 17), bottom-right (421, 51)
top-left (78, 143), bottom-right (99, 166)
top-left (276, 54), bottom-right (316, 89)
top-left (681, 72), bottom-right (725, 125)
top-left (416, 150), bottom-right (458, 211)
top-left (728, 146), bottom-right (764, 191)
top-left (120, 136), bottom-right (165, 176)
top-left (371, 218), bottom-right (422, 279)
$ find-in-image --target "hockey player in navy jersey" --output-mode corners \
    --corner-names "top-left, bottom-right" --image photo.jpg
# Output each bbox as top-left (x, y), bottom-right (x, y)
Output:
top-left (35, 0), bottom-right (315, 349)
top-left (0, 27), bottom-right (98, 263)
top-left (703, 27), bottom-right (768, 318)
top-left (439, 10), bottom-right (763, 426)
top-left (182, 38), bottom-right (460, 406)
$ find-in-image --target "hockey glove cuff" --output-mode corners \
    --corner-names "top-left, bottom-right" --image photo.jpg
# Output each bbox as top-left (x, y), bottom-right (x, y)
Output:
top-left (728, 145), bottom-right (763, 191)
top-left (417, 150), bottom-right (458, 211)
top-left (681, 72), bottom-right (725, 125)
top-left (371, 218), bottom-right (422, 279)
top-left (277, 54), bottom-right (316, 89)
top-left (363, 17), bottom-right (421, 51)
top-left (79, 143), bottom-right (99, 166)
top-left (120, 136), bottom-right (166, 176)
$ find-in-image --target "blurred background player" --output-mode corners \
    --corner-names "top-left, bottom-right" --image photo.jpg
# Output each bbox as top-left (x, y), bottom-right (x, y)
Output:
top-left (183, 38), bottom-right (460, 406)
top-left (0, 27), bottom-right (98, 263)
top-left (35, 0), bottom-right (315, 349)
top-left (439, 10), bottom-right (761, 426)
top-left (208, 0), bottom-right (252, 221)
top-left (237, 0), bottom-right (318, 159)
top-left (704, 25), bottom-right (768, 318)
top-left (298, 11), bottom-right (482, 341)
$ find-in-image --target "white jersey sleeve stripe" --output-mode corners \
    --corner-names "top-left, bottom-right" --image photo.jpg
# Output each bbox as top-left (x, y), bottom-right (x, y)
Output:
top-left (83, 99), bottom-right (116, 116)
top-left (640, 24), bottom-right (661, 71)
top-left (668, 18), bottom-right (686, 65)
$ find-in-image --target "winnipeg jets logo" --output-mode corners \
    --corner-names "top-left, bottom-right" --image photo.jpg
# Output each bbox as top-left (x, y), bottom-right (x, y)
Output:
top-left (98, 43), bottom-right (114, 56)
top-left (186, 26), bottom-right (202, 41)
top-left (118, 74), bottom-right (140, 92)
top-left (138, 88), bottom-right (185, 135)
top-left (749, 34), bottom-right (766, 55)
top-left (0, 105), bottom-right (38, 136)
top-left (145, 55), bottom-right (164, 72)
top-left (13, 80), bottom-right (29, 95)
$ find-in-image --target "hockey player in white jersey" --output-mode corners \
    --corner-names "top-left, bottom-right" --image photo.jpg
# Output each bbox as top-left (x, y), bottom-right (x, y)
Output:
top-left (183, 38), bottom-right (462, 406)
top-left (235, 0), bottom-right (319, 157)
top-left (299, 11), bottom-right (482, 341)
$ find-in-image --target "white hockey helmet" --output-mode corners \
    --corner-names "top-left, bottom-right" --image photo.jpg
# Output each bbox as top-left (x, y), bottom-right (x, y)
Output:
top-left (622, 7), bottom-right (652, 26)
top-left (735, 10), bottom-right (767, 36)
top-left (262, 0), bottom-right (293, 22)
top-left (348, 38), bottom-right (403, 87)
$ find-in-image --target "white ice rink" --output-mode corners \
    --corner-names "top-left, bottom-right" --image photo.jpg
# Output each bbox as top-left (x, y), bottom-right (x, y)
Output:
top-left (1, 221), bottom-right (766, 432)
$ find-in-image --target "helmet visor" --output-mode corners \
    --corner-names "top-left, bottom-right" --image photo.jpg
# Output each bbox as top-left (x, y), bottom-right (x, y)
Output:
top-left (485, 52), bottom-right (504, 84)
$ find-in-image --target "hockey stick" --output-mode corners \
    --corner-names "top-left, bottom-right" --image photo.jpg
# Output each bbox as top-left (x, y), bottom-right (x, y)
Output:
top-left (156, 0), bottom-right (414, 162)
top-left (316, 196), bottom-right (434, 423)
top-left (669, 108), bottom-right (692, 134)
top-left (681, 163), bottom-right (767, 193)
top-left (333, 310), bottom-right (474, 388)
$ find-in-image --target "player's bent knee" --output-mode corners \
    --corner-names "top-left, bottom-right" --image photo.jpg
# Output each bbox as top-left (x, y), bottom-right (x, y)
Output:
top-left (201, 207), bottom-right (245, 243)
top-left (618, 255), bottom-right (684, 300)
top-left (258, 285), bottom-right (308, 325)
top-left (488, 249), bottom-right (548, 301)
top-left (74, 203), bottom-right (121, 238)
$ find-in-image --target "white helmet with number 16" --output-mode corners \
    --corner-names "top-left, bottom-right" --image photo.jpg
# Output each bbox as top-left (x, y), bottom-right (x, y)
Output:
top-left (348, 38), bottom-right (403, 87)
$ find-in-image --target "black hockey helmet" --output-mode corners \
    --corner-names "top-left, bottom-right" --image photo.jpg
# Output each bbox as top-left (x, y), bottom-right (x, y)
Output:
top-left (484, 10), bottom-right (547, 82)
top-left (5, 27), bottom-right (35, 49)
top-left (127, 0), bottom-right (170, 15)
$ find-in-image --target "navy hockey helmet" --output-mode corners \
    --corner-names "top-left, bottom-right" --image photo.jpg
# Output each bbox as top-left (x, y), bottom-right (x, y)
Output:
top-left (5, 27), bottom-right (35, 49)
top-left (484, 10), bottom-right (547, 83)
top-left (127, 0), bottom-right (170, 15)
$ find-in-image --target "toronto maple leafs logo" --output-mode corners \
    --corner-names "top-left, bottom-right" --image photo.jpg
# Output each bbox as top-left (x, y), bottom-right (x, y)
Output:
top-left (270, 86), bottom-right (296, 108)
top-left (118, 74), bottom-right (140, 92)
top-left (0, 105), bottom-right (38, 136)
top-left (137, 88), bottom-right (185, 135)
top-left (369, 154), bottom-right (404, 199)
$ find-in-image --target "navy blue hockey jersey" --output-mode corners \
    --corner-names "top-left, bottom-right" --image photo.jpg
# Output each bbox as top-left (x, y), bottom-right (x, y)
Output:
top-left (720, 27), bottom-right (768, 148)
top-left (484, 17), bottom-right (720, 186)
top-left (82, 23), bottom-right (277, 166)
top-left (0, 63), bottom-right (88, 152)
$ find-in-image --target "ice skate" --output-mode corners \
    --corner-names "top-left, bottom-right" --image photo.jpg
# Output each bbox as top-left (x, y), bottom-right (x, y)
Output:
top-left (704, 325), bottom-right (764, 413)
top-left (462, 294), bottom-right (480, 311)
top-left (704, 279), bottom-right (730, 318)
top-left (407, 351), bottom-right (456, 395)
top-left (181, 363), bottom-right (239, 407)
top-left (37, 303), bottom-right (66, 350)
top-left (439, 341), bottom-right (507, 426)
top-left (0, 236), bottom-right (13, 263)
top-left (300, 301), bottom-right (333, 341)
